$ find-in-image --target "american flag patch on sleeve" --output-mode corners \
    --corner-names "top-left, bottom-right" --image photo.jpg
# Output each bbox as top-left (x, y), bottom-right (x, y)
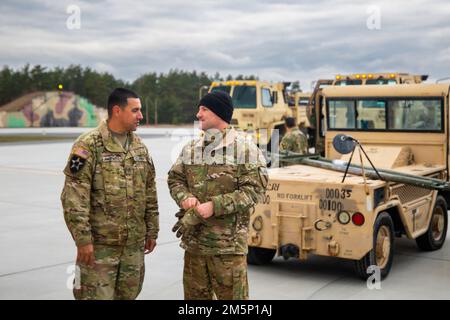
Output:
top-left (73, 147), bottom-right (90, 159)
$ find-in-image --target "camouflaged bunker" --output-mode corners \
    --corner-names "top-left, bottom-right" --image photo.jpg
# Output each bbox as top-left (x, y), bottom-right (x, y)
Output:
top-left (248, 83), bottom-right (450, 280)
top-left (0, 91), bottom-right (107, 128)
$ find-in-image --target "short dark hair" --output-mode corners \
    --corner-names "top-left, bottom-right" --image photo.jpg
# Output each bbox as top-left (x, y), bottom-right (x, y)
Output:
top-left (107, 88), bottom-right (139, 118)
top-left (285, 117), bottom-right (296, 128)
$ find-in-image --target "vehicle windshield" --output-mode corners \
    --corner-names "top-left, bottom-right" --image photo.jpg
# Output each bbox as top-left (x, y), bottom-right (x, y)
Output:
top-left (366, 79), bottom-right (397, 85)
top-left (327, 98), bottom-right (442, 132)
top-left (232, 85), bottom-right (257, 109)
top-left (211, 86), bottom-right (231, 94)
top-left (334, 80), bottom-right (363, 86)
top-left (388, 99), bottom-right (442, 131)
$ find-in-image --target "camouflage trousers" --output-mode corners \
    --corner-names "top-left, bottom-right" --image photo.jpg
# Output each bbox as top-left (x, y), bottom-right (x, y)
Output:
top-left (74, 242), bottom-right (145, 300)
top-left (183, 251), bottom-right (248, 300)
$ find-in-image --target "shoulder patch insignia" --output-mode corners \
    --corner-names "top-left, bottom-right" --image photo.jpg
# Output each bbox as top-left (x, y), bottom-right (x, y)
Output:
top-left (73, 147), bottom-right (90, 159)
top-left (69, 155), bottom-right (86, 173)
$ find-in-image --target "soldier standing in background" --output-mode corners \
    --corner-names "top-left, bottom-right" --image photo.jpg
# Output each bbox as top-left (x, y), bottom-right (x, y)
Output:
top-left (61, 88), bottom-right (159, 300)
top-left (168, 91), bottom-right (268, 300)
top-left (280, 117), bottom-right (308, 154)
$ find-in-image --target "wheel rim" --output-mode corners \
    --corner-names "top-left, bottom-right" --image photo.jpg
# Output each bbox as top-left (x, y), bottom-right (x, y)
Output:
top-left (432, 206), bottom-right (445, 241)
top-left (375, 225), bottom-right (391, 269)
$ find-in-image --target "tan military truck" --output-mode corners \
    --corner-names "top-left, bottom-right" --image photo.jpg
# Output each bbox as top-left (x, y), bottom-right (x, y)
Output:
top-left (310, 73), bottom-right (428, 154)
top-left (333, 72), bottom-right (427, 86)
top-left (248, 83), bottom-right (449, 280)
top-left (291, 91), bottom-right (312, 128)
top-left (208, 80), bottom-right (304, 149)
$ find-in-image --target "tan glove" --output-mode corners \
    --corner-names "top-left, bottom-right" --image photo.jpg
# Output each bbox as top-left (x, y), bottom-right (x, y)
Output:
top-left (172, 208), bottom-right (206, 238)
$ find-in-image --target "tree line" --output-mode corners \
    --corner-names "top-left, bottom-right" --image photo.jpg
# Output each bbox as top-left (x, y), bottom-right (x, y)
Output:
top-left (0, 64), bottom-right (257, 124)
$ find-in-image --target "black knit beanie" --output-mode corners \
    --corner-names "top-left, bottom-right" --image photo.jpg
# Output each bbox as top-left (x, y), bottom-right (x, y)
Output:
top-left (198, 90), bottom-right (234, 123)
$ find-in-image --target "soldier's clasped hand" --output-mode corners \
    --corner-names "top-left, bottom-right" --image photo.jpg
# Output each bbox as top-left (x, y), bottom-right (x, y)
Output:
top-left (196, 201), bottom-right (214, 219)
top-left (172, 208), bottom-right (209, 238)
top-left (181, 197), bottom-right (200, 210)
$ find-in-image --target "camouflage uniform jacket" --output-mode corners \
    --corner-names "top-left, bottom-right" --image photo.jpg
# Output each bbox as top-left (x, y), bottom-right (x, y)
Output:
top-left (61, 120), bottom-right (159, 246)
top-left (167, 128), bottom-right (268, 255)
top-left (280, 128), bottom-right (308, 154)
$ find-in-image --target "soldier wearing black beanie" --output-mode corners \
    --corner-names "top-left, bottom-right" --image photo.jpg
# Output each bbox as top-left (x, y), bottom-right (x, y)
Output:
top-left (198, 90), bottom-right (234, 124)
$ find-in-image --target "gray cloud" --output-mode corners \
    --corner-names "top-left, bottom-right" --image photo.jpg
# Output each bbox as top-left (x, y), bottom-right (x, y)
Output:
top-left (1, 0), bottom-right (450, 90)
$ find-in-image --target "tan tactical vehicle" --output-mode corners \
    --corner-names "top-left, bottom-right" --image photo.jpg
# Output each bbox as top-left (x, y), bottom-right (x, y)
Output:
top-left (248, 83), bottom-right (449, 280)
top-left (208, 80), bottom-right (304, 148)
top-left (310, 73), bottom-right (428, 154)
top-left (333, 72), bottom-right (427, 86)
top-left (291, 91), bottom-right (312, 128)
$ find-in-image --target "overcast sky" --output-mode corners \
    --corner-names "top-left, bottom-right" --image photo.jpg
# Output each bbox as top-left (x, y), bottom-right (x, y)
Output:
top-left (1, 0), bottom-right (450, 90)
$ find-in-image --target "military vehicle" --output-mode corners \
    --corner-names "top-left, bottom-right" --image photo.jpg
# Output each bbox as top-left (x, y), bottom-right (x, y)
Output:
top-left (291, 91), bottom-right (312, 128)
top-left (333, 72), bottom-right (427, 86)
top-left (208, 80), bottom-right (305, 149)
top-left (309, 73), bottom-right (428, 154)
top-left (248, 83), bottom-right (449, 280)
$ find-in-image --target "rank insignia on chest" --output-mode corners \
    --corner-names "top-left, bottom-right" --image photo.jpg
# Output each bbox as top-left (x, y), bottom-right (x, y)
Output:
top-left (133, 155), bottom-right (146, 162)
top-left (69, 155), bottom-right (86, 173)
top-left (102, 154), bottom-right (123, 162)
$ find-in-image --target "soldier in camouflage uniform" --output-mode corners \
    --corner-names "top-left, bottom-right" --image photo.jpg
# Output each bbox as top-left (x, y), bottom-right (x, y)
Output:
top-left (280, 117), bottom-right (308, 154)
top-left (167, 91), bottom-right (268, 300)
top-left (61, 88), bottom-right (159, 300)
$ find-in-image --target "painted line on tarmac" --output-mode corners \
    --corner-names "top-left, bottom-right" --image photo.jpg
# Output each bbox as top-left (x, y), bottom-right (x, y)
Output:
top-left (304, 276), bottom-right (352, 300)
top-left (0, 199), bottom-right (60, 210)
top-left (0, 134), bottom-right (169, 146)
top-left (0, 240), bottom-right (180, 278)
top-left (0, 139), bottom-right (75, 146)
top-left (396, 251), bottom-right (450, 262)
top-left (0, 165), bottom-right (61, 175)
top-left (0, 165), bottom-right (168, 182)
top-left (0, 261), bottom-right (74, 278)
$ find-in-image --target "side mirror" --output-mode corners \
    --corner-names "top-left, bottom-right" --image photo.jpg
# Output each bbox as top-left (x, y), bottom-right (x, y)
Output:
top-left (271, 92), bottom-right (278, 104)
top-left (332, 134), bottom-right (356, 154)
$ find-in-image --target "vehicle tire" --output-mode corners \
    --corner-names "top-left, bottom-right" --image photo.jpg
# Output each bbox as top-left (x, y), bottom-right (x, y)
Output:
top-left (247, 246), bottom-right (276, 265)
top-left (354, 212), bottom-right (395, 280)
top-left (416, 195), bottom-right (448, 251)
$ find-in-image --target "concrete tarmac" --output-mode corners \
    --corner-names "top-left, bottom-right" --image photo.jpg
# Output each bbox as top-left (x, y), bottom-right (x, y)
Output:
top-left (0, 129), bottom-right (449, 300)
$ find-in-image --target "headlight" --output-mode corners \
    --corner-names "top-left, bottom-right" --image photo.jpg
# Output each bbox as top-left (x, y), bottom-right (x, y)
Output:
top-left (337, 211), bottom-right (351, 225)
top-left (252, 216), bottom-right (263, 231)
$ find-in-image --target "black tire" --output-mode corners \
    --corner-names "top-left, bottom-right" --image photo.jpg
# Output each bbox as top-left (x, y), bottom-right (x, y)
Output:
top-left (416, 195), bottom-right (448, 251)
top-left (247, 246), bottom-right (276, 265)
top-left (354, 212), bottom-right (395, 280)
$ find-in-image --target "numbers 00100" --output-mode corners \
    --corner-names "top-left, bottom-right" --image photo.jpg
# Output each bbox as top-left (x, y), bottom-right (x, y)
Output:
top-left (319, 199), bottom-right (343, 212)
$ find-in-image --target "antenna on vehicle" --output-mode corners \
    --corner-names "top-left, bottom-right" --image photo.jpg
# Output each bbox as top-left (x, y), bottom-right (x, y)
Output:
top-left (436, 77), bottom-right (450, 83)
